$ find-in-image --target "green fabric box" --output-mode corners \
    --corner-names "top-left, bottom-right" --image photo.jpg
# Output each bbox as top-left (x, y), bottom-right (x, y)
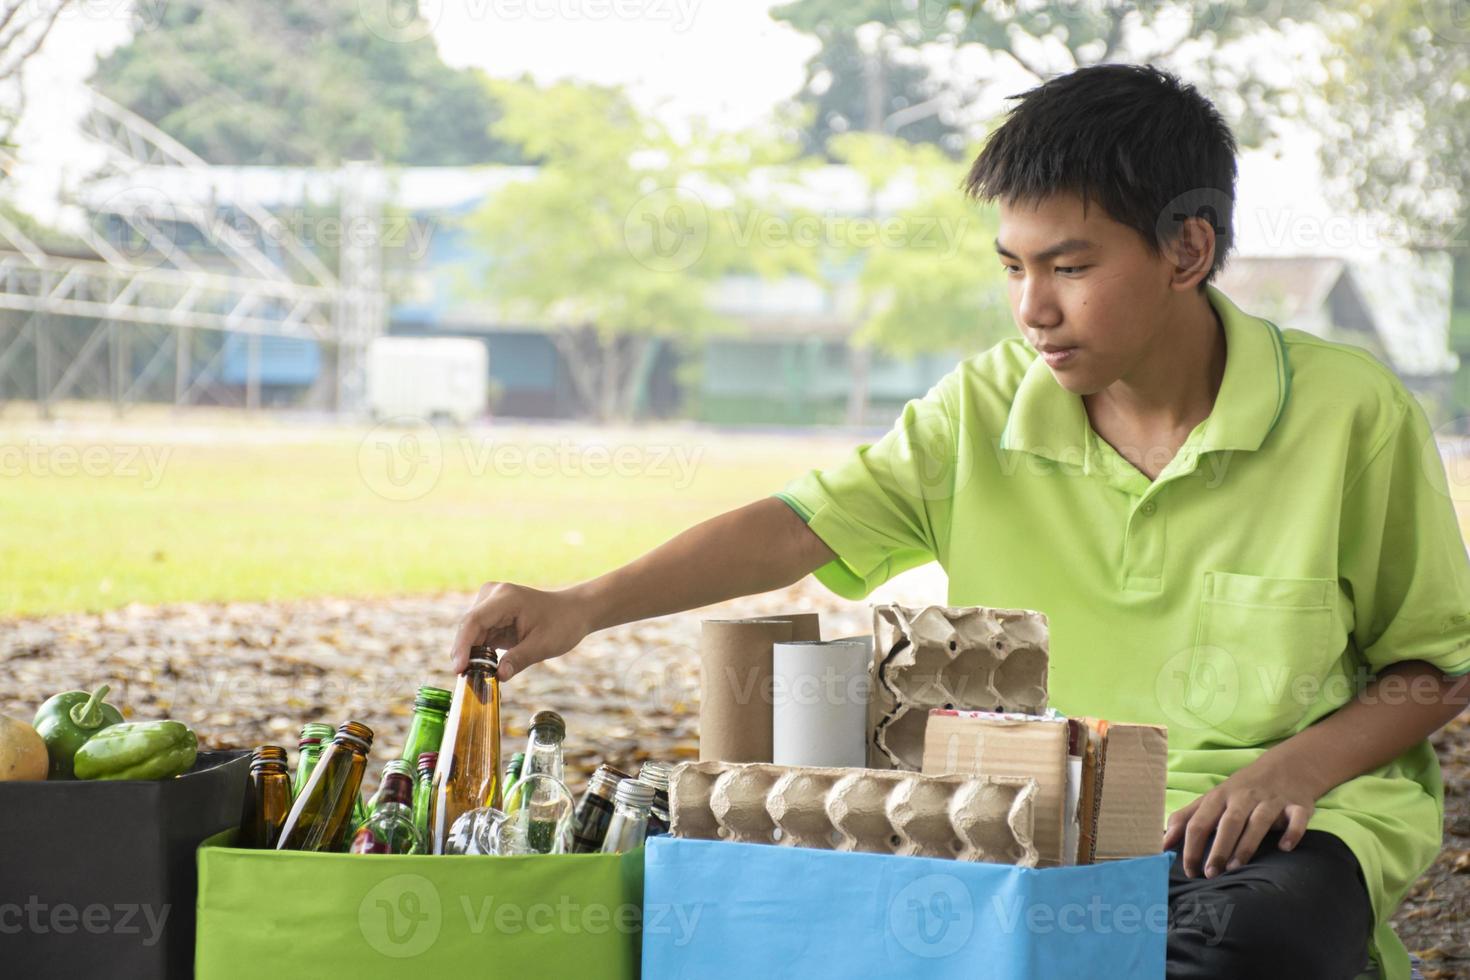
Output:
top-left (195, 834), bottom-right (644, 979)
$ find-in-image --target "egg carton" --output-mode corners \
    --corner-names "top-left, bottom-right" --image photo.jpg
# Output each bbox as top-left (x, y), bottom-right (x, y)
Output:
top-left (869, 604), bottom-right (1050, 771)
top-left (669, 761), bottom-right (1039, 866)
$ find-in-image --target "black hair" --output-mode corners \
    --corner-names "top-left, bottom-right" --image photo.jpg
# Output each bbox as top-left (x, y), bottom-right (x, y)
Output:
top-left (963, 63), bottom-right (1238, 284)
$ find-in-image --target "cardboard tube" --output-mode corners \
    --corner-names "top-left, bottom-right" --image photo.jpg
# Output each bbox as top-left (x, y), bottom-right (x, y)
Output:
top-left (772, 639), bottom-right (872, 768)
top-left (699, 614), bottom-right (820, 762)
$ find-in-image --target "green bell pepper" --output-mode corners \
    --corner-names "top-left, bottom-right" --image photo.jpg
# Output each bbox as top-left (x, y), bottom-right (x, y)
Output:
top-left (32, 684), bottom-right (126, 779)
top-left (74, 720), bottom-right (198, 781)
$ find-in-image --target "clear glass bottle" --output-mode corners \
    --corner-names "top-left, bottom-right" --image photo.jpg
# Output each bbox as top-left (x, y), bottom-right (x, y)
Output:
top-left (350, 761), bottom-right (422, 855)
top-left (291, 723), bottom-right (335, 799)
top-left (411, 751), bottom-right (438, 847)
top-left (638, 761), bottom-right (672, 837)
top-left (521, 710), bottom-right (565, 783)
top-left (277, 721), bottom-right (374, 851)
top-left (571, 764), bottom-right (630, 853)
top-left (240, 745), bottom-right (292, 849)
top-left (427, 646), bottom-right (502, 855)
top-left (600, 778), bottom-right (654, 854)
top-left (501, 772), bottom-right (576, 854)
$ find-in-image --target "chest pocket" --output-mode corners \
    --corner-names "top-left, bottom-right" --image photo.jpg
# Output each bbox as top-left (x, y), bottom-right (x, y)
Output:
top-left (1184, 571), bottom-right (1343, 744)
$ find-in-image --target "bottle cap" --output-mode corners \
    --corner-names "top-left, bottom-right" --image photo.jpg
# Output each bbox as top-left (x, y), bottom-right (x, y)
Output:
top-left (528, 709), bottom-right (565, 741)
top-left (614, 779), bottom-right (655, 809)
top-left (637, 761), bottom-right (671, 791)
top-left (416, 752), bottom-right (439, 777)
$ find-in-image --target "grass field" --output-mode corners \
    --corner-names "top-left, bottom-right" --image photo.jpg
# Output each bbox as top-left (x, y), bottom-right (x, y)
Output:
top-left (5, 405), bottom-right (1470, 619)
top-left (0, 405), bottom-right (868, 617)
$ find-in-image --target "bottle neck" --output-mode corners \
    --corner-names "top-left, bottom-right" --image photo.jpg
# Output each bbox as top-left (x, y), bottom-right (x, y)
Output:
top-left (523, 733), bottom-right (564, 780)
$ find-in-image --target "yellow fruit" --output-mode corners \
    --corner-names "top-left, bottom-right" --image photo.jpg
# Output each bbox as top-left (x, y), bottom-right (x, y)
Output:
top-left (0, 715), bottom-right (48, 780)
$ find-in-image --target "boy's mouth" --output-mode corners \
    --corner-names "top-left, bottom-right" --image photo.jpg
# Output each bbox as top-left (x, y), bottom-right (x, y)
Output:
top-left (1038, 345), bottom-right (1078, 367)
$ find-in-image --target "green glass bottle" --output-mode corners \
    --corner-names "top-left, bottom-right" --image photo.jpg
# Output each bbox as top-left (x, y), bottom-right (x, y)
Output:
top-left (411, 751), bottom-right (438, 848)
top-left (292, 723), bottom-right (335, 799)
top-left (239, 746), bottom-right (292, 849)
top-left (366, 686), bottom-right (452, 812)
top-left (402, 686), bottom-right (452, 764)
top-left (502, 751), bottom-right (526, 799)
top-left (277, 721), bottom-right (374, 852)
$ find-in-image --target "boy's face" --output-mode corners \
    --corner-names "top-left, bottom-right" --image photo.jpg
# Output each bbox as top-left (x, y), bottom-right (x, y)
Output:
top-left (995, 192), bottom-right (1186, 396)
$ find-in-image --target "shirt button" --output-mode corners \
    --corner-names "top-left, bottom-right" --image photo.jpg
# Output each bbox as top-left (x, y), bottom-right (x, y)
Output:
top-left (1141, 500), bottom-right (1157, 516)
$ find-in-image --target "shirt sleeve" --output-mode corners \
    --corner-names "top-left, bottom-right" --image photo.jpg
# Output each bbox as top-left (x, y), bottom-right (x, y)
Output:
top-left (774, 370), bottom-right (962, 600)
top-left (1340, 389), bottom-right (1470, 676)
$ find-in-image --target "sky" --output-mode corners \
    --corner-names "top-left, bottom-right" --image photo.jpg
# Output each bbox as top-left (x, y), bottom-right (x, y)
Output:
top-left (5, 0), bottom-right (1400, 259)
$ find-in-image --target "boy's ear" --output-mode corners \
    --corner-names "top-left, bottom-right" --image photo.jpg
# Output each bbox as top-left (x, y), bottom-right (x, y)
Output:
top-left (1166, 216), bottom-right (1216, 291)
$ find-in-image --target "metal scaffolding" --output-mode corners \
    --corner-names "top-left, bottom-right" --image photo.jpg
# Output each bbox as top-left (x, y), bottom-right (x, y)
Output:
top-left (0, 89), bottom-right (384, 416)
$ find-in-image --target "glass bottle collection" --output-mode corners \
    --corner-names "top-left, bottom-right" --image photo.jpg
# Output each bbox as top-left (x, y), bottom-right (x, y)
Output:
top-left (239, 649), bottom-right (673, 856)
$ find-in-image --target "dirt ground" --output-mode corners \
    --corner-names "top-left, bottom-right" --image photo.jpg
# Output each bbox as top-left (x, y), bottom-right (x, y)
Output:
top-left (2, 574), bottom-right (1465, 975)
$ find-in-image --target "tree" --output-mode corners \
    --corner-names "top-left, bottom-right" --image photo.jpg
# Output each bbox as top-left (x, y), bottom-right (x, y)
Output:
top-left (772, 0), bottom-right (1326, 147)
top-left (785, 27), bottom-right (970, 159)
top-left (462, 80), bottom-right (811, 421)
top-left (89, 0), bottom-right (521, 166)
top-left (1314, 0), bottom-right (1470, 420)
top-left (0, 0), bottom-right (72, 144)
top-left (831, 133), bottom-right (1008, 357)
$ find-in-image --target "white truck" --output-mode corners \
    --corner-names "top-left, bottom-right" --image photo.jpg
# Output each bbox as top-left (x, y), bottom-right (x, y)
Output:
top-left (367, 336), bottom-right (488, 425)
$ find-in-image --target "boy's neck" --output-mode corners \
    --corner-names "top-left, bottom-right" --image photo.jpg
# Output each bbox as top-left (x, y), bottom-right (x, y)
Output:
top-left (1083, 290), bottom-right (1227, 439)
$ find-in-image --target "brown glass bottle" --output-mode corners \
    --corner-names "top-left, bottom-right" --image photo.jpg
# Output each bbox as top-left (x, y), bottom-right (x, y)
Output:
top-left (427, 646), bottom-right (502, 854)
top-left (239, 745), bottom-right (292, 849)
top-left (276, 721), bottom-right (374, 852)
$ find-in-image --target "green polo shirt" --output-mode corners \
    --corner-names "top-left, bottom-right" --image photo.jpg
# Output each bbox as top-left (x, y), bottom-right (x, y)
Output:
top-left (775, 285), bottom-right (1470, 980)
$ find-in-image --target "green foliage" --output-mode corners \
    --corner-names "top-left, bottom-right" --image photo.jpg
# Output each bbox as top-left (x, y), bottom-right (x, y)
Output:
top-left (461, 79), bottom-right (812, 419)
top-left (89, 0), bottom-right (520, 166)
top-left (772, 0), bottom-right (1328, 148)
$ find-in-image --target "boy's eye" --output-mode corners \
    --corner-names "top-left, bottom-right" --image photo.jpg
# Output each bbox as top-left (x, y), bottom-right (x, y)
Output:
top-left (1056, 265), bottom-right (1090, 275)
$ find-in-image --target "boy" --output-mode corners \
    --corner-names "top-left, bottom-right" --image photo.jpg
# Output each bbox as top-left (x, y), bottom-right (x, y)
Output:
top-left (451, 65), bottom-right (1468, 978)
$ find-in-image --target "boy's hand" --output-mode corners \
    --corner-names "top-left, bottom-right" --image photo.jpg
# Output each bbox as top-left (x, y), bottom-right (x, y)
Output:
top-left (1161, 754), bottom-right (1317, 878)
top-left (449, 581), bottom-right (593, 681)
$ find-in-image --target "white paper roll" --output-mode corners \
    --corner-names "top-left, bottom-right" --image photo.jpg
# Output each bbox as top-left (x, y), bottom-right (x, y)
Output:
top-left (772, 638), bottom-right (873, 768)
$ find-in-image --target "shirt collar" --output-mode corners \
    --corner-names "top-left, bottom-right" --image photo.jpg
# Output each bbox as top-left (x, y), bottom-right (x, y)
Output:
top-left (998, 284), bottom-right (1291, 465)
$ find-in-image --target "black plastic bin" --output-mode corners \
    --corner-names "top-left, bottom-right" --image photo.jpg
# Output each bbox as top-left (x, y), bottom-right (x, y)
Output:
top-left (0, 749), bottom-right (250, 979)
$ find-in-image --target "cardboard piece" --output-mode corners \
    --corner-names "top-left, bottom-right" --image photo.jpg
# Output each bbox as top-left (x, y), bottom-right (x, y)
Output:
top-left (668, 760), bottom-right (1040, 866)
top-left (1081, 718), bottom-right (1169, 861)
top-left (699, 613), bottom-right (821, 763)
top-left (922, 708), bottom-right (1071, 867)
top-left (869, 604), bottom-right (1050, 770)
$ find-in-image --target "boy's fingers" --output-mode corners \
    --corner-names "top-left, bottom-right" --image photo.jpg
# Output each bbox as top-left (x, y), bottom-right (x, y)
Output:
top-left (450, 594), bottom-right (516, 672)
top-left (496, 634), bottom-right (546, 684)
top-left (1277, 804), bottom-right (1312, 851)
top-left (1204, 804), bottom-right (1249, 877)
top-left (1181, 796), bottom-right (1225, 878)
top-left (1163, 802), bottom-right (1199, 850)
top-left (1227, 805), bottom-right (1280, 871)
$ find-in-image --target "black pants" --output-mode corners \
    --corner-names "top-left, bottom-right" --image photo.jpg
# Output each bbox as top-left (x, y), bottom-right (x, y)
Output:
top-left (1166, 828), bottom-right (1376, 979)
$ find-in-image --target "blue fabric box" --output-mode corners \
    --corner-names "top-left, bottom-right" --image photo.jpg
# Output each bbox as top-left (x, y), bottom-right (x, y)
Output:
top-left (643, 837), bottom-right (1170, 978)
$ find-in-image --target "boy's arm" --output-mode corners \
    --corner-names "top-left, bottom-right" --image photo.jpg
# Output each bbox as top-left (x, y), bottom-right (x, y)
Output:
top-left (449, 497), bottom-right (835, 678)
top-left (1165, 661), bottom-right (1469, 879)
